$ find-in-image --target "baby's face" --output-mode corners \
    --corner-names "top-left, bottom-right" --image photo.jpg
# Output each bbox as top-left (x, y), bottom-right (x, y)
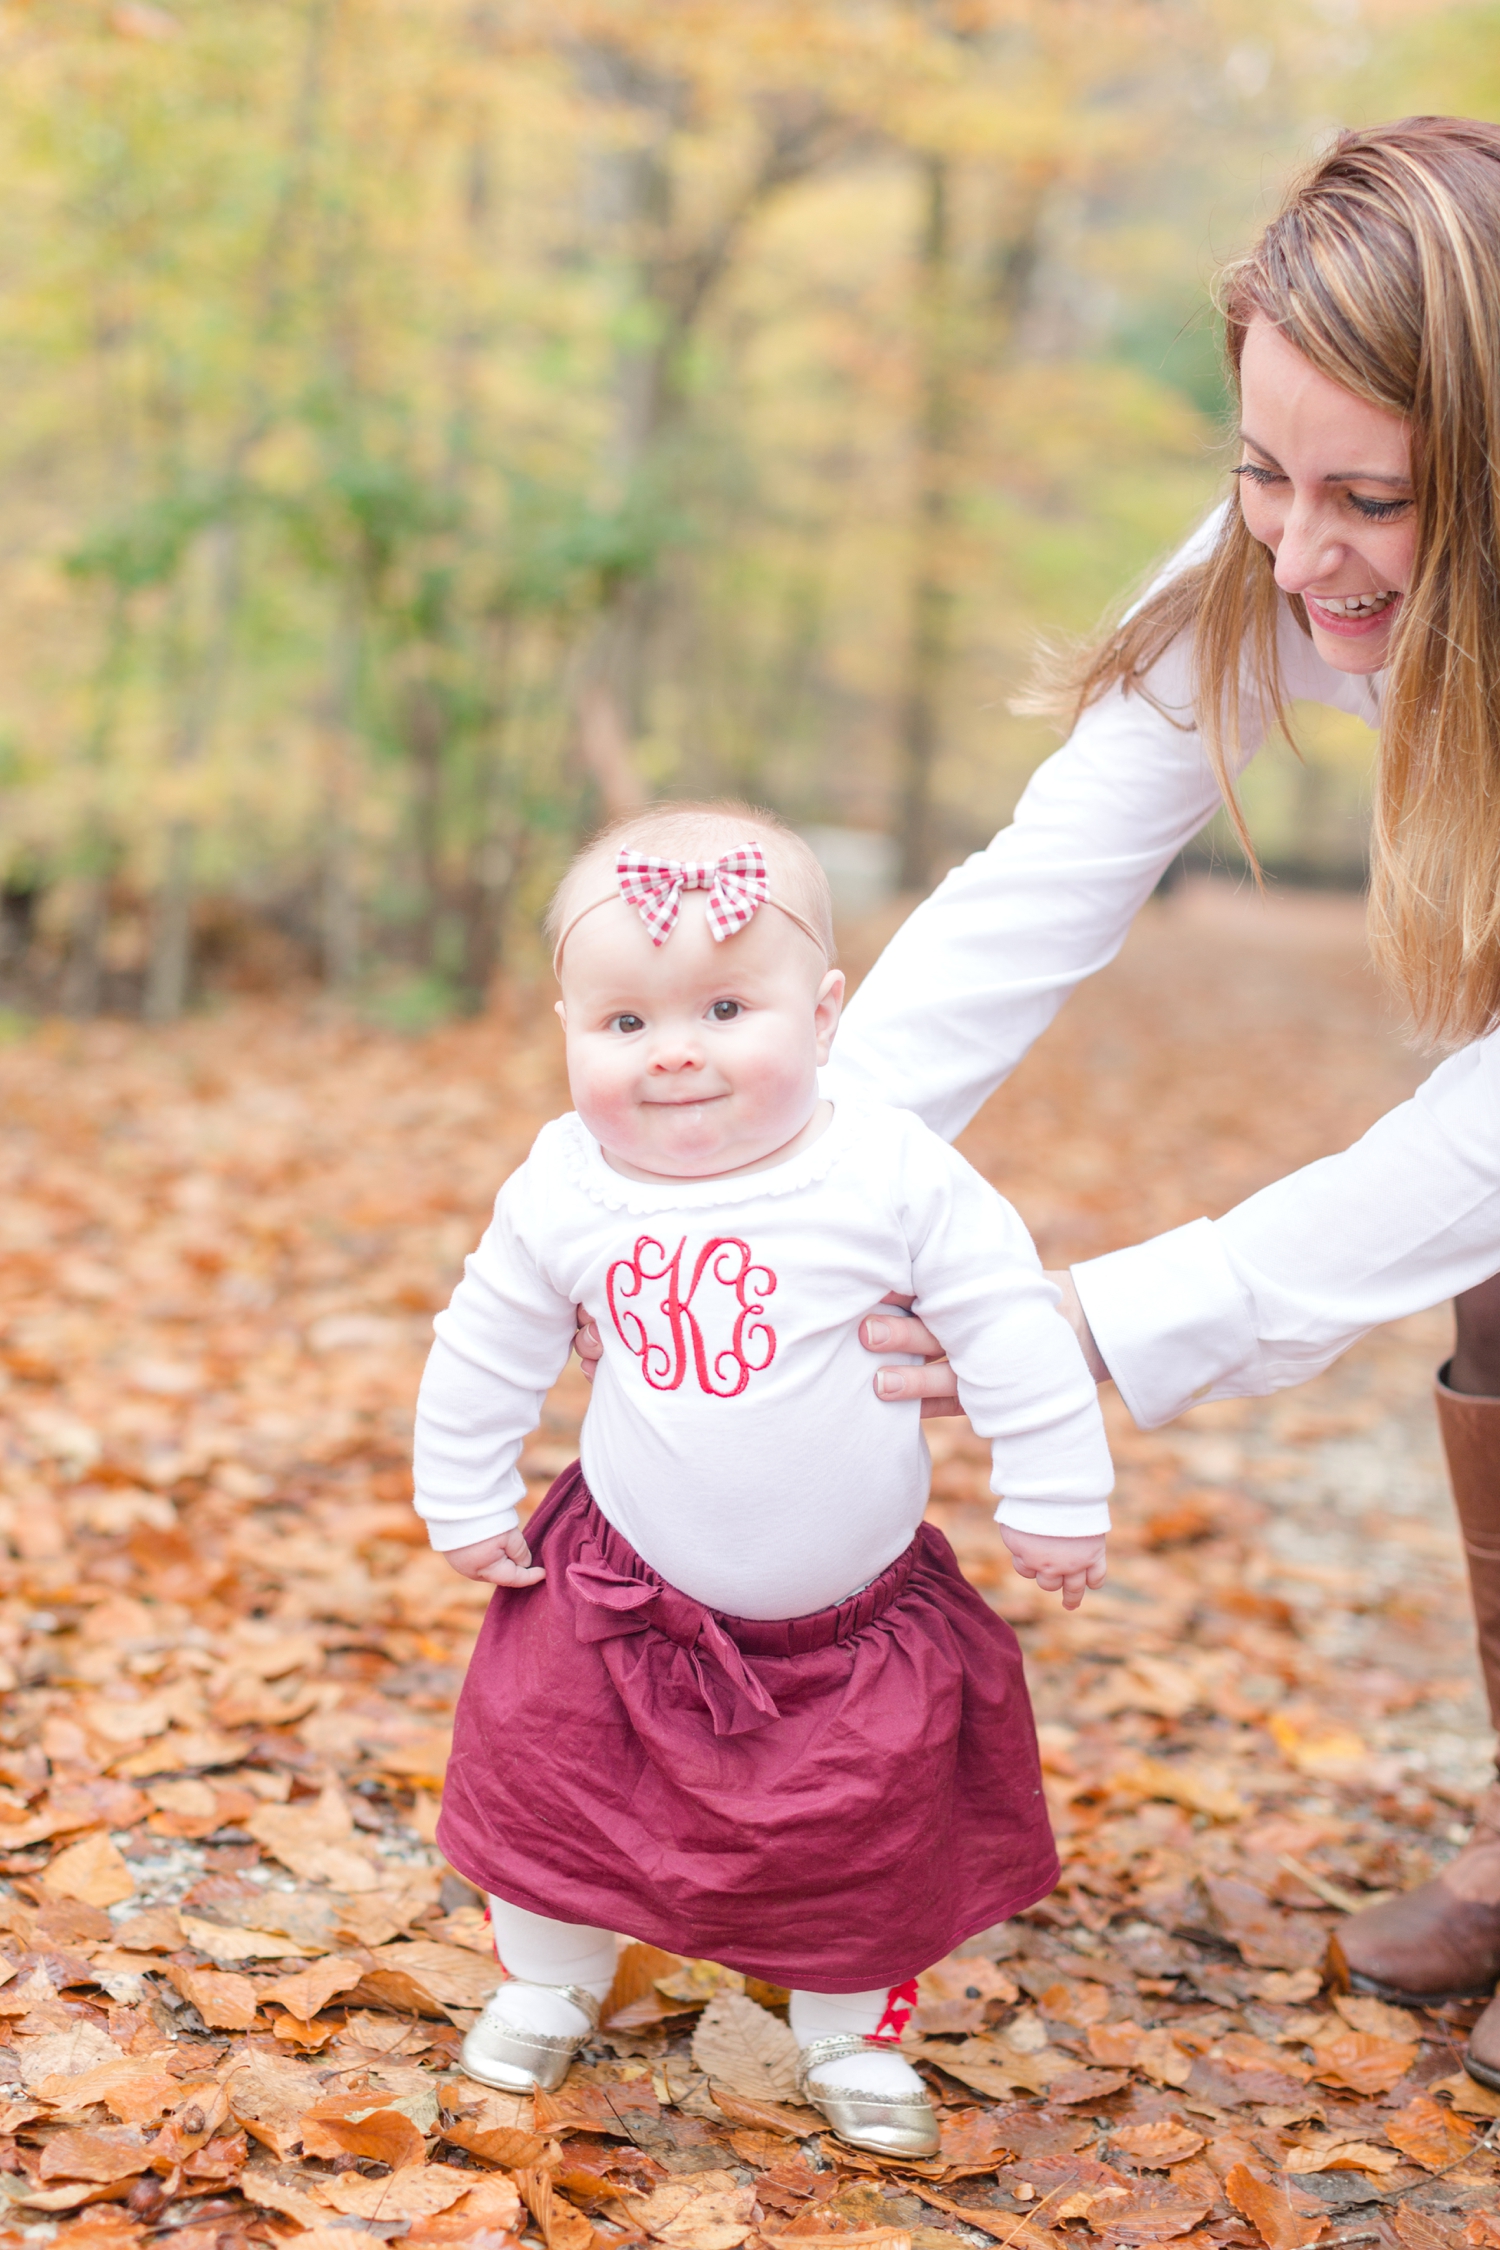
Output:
top-left (557, 897), bottom-right (843, 1179)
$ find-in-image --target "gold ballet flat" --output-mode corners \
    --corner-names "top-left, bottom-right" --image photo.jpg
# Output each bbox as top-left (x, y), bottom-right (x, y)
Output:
top-left (459, 1980), bottom-right (602, 2092)
top-left (796, 2031), bottom-right (940, 2158)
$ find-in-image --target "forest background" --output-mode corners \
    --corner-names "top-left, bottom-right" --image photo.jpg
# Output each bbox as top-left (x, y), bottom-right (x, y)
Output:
top-left (0, 0), bottom-right (1496, 1025)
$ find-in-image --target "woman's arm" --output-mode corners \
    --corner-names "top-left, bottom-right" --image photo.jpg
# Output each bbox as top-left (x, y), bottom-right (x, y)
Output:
top-left (1072, 1033), bottom-right (1500, 1427)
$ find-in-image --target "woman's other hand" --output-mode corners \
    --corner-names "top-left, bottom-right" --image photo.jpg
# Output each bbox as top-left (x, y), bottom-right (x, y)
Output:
top-left (859, 1274), bottom-right (1109, 1414)
top-left (442, 1528), bottom-right (545, 1588)
top-left (575, 1306), bottom-right (602, 1380)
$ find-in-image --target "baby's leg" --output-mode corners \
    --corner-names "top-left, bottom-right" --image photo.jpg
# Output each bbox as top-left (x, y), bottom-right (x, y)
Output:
top-left (461, 1899), bottom-right (618, 2089)
top-left (489, 1897), bottom-right (618, 2034)
top-left (790, 1984), bottom-right (925, 2099)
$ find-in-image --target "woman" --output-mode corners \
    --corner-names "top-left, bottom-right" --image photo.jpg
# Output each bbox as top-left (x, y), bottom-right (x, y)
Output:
top-left (823, 115), bottom-right (1500, 2085)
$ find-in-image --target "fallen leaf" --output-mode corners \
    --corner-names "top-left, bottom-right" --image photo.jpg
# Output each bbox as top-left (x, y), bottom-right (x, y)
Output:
top-left (1310, 2029), bottom-right (1418, 2097)
top-left (224, 2049), bottom-right (326, 2159)
top-left (315, 2162), bottom-right (472, 2218)
top-left (257, 1955), bottom-right (364, 2018)
top-left (18, 2023), bottom-right (121, 2087)
top-left (1094, 2175), bottom-right (1218, 2242)
top-left (1283, 2141), bottom-right (1399, 2176)
top-left (623, 2170), bottom-right (757, 2250)
top-left (1384, 2093), bottom-right (1479, 2172)
top-left (1111, 2122), bottom-right (1208, 2168)
top-left (237, 2155), bottom-right (331, 2227)
top-left (177, 1912), bottom-right (314, 1962)
top-left (1431, 2072), bottom-right (1500, 2120)
top-left (302, 2104), bottom-right (427, 2168)
top-left (348, 1936), bottom-right (501, 2017)
top-left (37, 2125), bottom-right (153, 2183)
top-left (164, 1960), bottom-right (259, 2030)
top-left (1224, 2162), bottom-right (1328, 2250)
top-left (1332, 1992), bottom-right (1420, 2041)
top-left (39, 1831), bottom-right (134, 1908)
top-left (33, 2060), bottom-right (183, 2123)
top-left (247, 1786), bottom-right (381, 1891)
top-left (691, 1991), bottom-right (801, 2103)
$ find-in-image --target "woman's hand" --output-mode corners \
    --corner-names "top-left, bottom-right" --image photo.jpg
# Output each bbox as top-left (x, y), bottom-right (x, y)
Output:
top-left (441, 1527), bottom-right (545, 1588)
top-left (999, 1526), bottom-right (1107, 1610)
top-left (858, 1273), bottom-right (1109, 1414)
top-left (575, 1306), bottom-right (602, 1381)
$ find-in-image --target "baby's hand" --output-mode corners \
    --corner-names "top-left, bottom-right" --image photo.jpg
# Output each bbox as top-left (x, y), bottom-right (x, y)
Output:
top-left (999, 1527), bottom-right (1106, 1611)
top-left (442, 1528), bottom-right (545, 1588)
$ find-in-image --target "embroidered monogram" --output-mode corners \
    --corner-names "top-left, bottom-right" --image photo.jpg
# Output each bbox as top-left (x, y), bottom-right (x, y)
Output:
top-left (607, 1233), bottom-right (778, 1397)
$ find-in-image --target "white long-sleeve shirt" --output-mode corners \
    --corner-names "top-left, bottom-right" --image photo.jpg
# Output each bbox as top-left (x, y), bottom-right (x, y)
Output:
top-left (413, 1101), bottom-right (1112, 1620)
top-left (823, 512), bottom-right (1500, 1430)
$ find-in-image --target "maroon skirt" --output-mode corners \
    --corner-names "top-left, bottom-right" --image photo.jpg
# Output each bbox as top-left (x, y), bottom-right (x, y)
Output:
top-left (436, 1464), bottom-right (1058, 1990)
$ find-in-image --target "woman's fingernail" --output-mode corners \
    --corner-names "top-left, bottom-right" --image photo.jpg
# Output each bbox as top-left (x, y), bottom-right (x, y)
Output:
top-left (866, 1320), bottom-right (889, 1347)
top-left (875, 1371), bottom-right (900, 1398)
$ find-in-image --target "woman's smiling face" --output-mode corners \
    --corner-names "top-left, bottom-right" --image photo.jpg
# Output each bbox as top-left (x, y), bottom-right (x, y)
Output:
top-left (1235, 316), bottom-right (1417, 677)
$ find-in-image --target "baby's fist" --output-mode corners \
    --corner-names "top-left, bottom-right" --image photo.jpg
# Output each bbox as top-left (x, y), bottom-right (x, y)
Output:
top-left (999, 1526), bottom-right (1106, 1611)
top-left (442, 1527), bottom-right (544, 1588)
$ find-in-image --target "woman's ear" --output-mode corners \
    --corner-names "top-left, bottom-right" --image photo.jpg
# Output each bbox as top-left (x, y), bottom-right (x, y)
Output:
top-left (554, 999), bottom-right (567, 1030)
top-left (813, 969), bottom-right (846, 1065)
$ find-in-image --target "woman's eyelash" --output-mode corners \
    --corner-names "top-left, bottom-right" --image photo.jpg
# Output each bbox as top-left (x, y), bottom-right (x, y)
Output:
top-left (1349, 494), bottom-right (1411, 521)
top-left (1232, 461), bottom-right (1412, 520)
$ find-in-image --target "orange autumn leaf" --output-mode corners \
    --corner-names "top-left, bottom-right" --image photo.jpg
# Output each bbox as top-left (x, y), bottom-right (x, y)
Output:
top-left (301, 2105), bottom-right (427, 2169)
top-left (1110, 2122), bottom-right (1208, 2168)
top-left (1384, 2093), bottom-right (1478, 2172)
top-left (1224, 2164), bottom-right (1327, 2250)
top-left (1310, 2030), bottom-right (1419, 2097)
top-left (164, 1962), bottom-right (260, 2031)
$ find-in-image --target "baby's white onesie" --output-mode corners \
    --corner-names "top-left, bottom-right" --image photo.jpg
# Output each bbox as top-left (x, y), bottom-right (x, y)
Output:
top-left (414, 1099), bottom-right (1112, 1617)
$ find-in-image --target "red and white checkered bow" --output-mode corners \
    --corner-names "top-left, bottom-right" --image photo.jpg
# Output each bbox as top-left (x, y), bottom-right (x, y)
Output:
top-left (616, 843), bottom-right (771, 947)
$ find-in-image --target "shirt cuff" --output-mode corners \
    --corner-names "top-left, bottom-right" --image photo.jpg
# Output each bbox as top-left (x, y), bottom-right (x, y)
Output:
top-left (1072, 1216), bottom-right (1264, 1430)
top-left (418, 1501), bottom-right (522, 1553)
top-left (996, 1498), bottom-right (1112, 1537)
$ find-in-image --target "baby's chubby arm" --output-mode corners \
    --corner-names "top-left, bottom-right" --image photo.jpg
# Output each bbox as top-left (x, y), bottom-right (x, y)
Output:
top-left (897, 1120), bottom-right (1115, 1603)
top-left (413, 1155), bottom-right (580, 1583)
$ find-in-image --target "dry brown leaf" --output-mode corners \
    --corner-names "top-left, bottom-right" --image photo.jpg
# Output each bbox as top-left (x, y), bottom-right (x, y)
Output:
top-left (315, 2162), bottom-right (472, 2219)
top-left (1224, 2162), bottom-right (1328, 2249)
top-left (1431, 2072), bottom-right (1500, 2120)
top-left (33, 2060), bottom-right (182, 2123)
top-left (1332, 1992), bottom-right (1419, 2040)
top-left (36, 2125), bottom-right (152, 2183)
top-left (704, 2087), bottom-right (824, 2137)
top-left (237, 2155), bottom-right (331, 2226)
top-left (257, 1955), bottom-right (364, 2018)
top-left (516, 2164), bottom-right (596, 2250)
top-left (691, 1990), bottom-right (801, 2104)
top-left (442, 2118), bottom-right (550, 2167)
top-left (1283, 2141), bottom-right (1399, 2177)
top-left (1092, 2175), bottom-right (1217, 2243)
top-left (1111, 2122), bottom-right (1208, 2168)
top-left (18, 2023), bottom-right (121, 2087)
top-left (38, 1831), bottom-right (134, 1908)
top-left (176, 1912), bottom-right (314, 1962)
top-left (1384, 2092), bottom-right (1479, 2171)
top-left (246, 1786), bottom-right (381, 1891)
top-left (109, 1906), bottom-right (184, 1954)
top-left (224, 2048), bottom-right (326, 2159)
top-left (302, 2104), bottom-right (427, 2168)
top-left (623, 2169), bottom-right (757, 2250)
top-left (348, 1936), bottom-right (501, 2017)
top-left (164, 1960), bottom-right (259, 2030)
top-left (1393, 2211), bottom-right (1469, 2250)
top-left (1309, 2029), bottom-right (1418, 2096)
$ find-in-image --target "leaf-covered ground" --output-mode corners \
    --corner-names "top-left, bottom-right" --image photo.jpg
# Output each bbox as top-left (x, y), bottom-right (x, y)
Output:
top-left (0, 877), bottom-right (1496, 2250)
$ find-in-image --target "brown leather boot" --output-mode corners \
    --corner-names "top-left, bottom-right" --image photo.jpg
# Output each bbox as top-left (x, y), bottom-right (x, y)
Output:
top-left (1331, 1368), bottom-right (1500, 2008)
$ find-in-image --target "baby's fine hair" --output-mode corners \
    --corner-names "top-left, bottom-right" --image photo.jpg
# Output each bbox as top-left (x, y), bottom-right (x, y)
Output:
top-left (547, 800), bottom-right (837, 964)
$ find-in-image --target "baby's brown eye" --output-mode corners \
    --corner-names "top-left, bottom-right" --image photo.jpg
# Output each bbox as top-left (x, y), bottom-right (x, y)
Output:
top-left (710, 1001), bottom-right (741, 1022)
top-left (613, 1015), bottom-right (644, 1034)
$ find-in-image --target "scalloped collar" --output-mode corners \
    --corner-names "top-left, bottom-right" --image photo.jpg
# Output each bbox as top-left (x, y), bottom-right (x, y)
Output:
top-left (551, 1101), bottom-right (863, 1216)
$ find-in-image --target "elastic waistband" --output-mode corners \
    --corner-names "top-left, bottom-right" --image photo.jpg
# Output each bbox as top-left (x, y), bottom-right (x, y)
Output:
top-left (553, 1466), bottom-right (919, 1659)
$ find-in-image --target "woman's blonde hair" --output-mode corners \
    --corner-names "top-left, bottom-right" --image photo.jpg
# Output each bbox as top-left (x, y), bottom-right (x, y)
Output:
top-left (1064, 116), bottom-right (1500, 1048)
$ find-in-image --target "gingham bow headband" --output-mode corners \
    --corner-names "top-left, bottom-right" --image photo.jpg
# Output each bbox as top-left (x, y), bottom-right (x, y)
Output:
top-left (551, 838), bottom-right (825, 973)
top-left (617, 845), bottom-right (770, 947)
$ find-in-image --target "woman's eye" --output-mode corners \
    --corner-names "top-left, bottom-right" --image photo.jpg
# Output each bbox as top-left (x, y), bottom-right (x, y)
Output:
top-left (610, 1014), bottom-right (645, 1034)
top-left (1233, 462), bottom-right (1282, 488)
top-left (1349, 493), bottom-right (1412, 522)
top-left (709, 1000), bottom-right (741, 1022)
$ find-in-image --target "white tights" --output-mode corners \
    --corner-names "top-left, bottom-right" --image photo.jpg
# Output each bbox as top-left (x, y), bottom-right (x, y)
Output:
top-left (486, 1897), bottom-right (924, 2096)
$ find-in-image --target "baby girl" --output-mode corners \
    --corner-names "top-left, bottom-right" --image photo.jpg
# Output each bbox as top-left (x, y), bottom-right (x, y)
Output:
top-left (413, 801), bottom-right (1112, 2158)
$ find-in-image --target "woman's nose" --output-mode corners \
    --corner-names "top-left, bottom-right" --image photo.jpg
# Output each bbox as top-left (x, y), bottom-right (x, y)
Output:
top-left (1272, 501), bottom-right (1345, 593)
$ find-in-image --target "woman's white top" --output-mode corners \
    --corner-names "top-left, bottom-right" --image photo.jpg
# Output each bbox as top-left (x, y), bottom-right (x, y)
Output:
top-left (412, 1101), bottom-right (1113, 1620)
top-left (823, 513), bottom-right (1500, 1429)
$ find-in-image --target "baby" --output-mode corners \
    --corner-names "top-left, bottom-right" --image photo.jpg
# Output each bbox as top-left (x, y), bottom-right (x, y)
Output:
top-left (414, 801), bottom-right (1112, 2158)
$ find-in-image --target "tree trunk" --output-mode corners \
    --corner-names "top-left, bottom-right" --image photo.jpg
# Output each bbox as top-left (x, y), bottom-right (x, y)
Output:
top-left (144, 820), bottom-right (195, 1023)
top-left (897, 154), bottom-right (957, 894)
